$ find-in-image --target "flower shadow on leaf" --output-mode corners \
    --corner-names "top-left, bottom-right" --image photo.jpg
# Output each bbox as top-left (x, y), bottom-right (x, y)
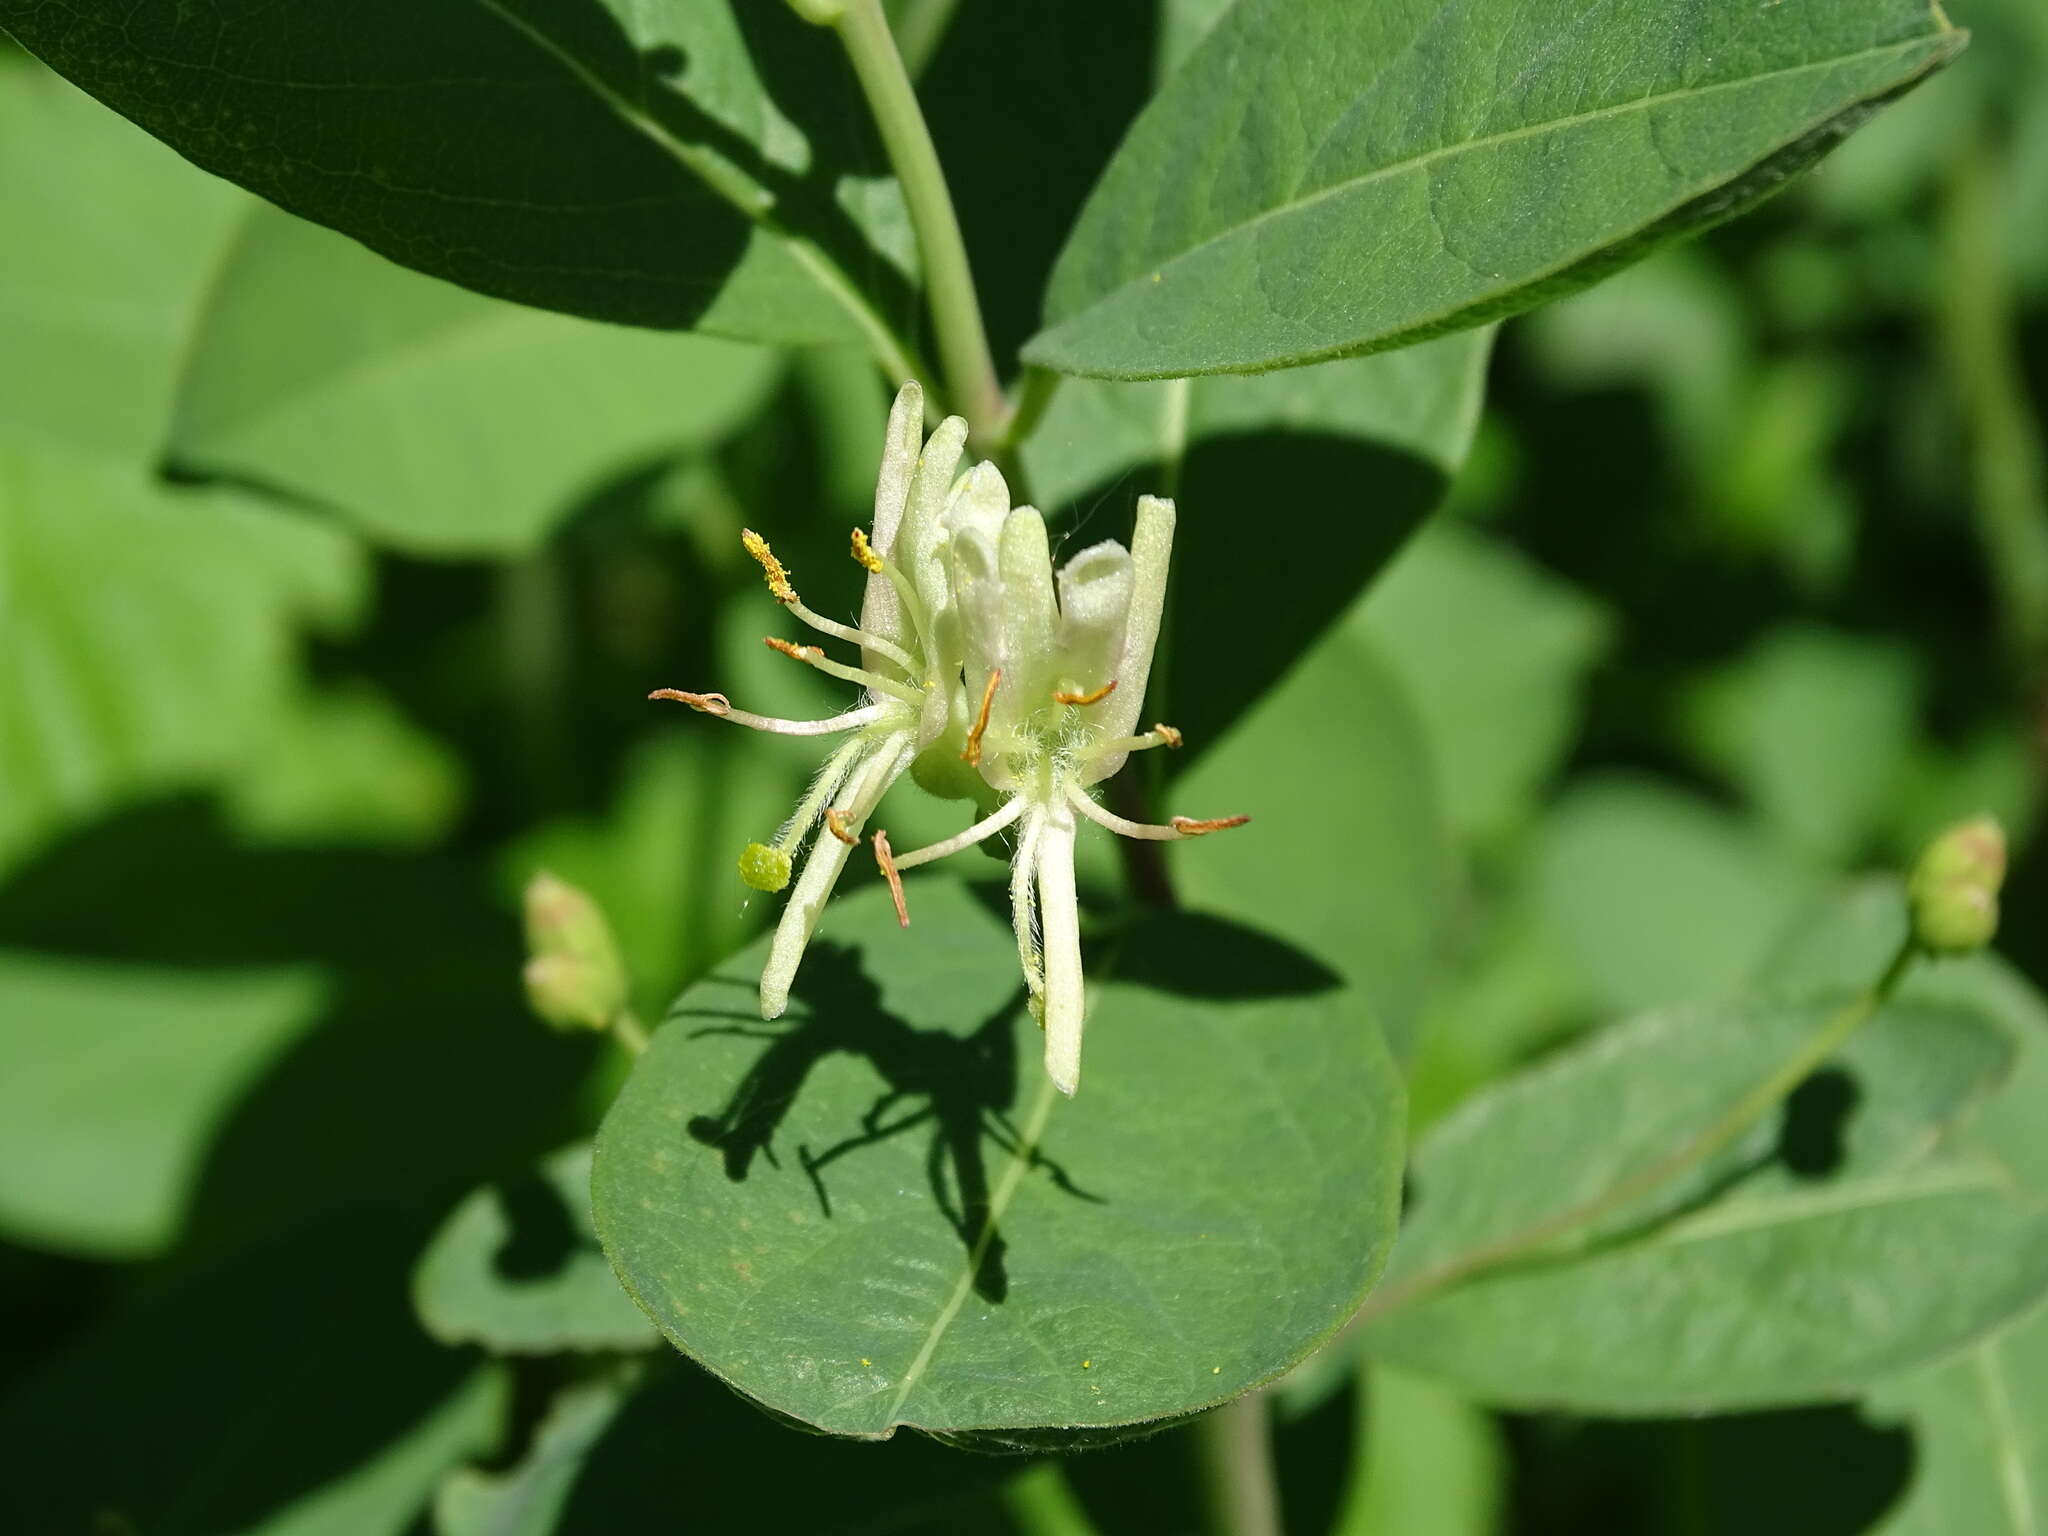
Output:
top-left (680, 941), bottom-right (1101, 1304)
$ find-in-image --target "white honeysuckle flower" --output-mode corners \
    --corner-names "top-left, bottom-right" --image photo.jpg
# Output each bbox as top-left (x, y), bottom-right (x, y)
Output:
top-left (652, 381), bottom-right (1246, 1096)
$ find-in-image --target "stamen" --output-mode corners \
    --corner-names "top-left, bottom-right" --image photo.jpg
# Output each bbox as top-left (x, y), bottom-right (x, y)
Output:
top-left (824, 807), bottom-right (859, 846)
top-left (1053, 679), bottom-right (1118, 707)
top-left (873, 830), bottom-right (909, 927)
top-left (741, 528), bottom-right (795, 604)
top-left (647, 688), bottom-right (729, 716)
top-left (850, 528), bottom-right (883, 573)
top-left (1064, 782), bottom-right (1250, 841)
top-left (1172, 815), bottom-right (1251, 836)
top-left (650, 688), bottom-right (887, 738)
top-left (890, 797), bottom-right (1025, 870)
top-left (761, 636), bottom-right (926, 706)
top-left (962, 669), bottom-right (1001, 765)
top-left (771, 734), bottom-right (874, 853)
top-left (1085, 722), bottom-right (1183, 758)
top-left (786, 598), bottom-right (918, 676)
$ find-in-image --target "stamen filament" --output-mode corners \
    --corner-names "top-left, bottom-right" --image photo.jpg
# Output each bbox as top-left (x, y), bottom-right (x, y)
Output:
top-left (1053, 680), bottom-right (1117, 707)
top-left (1064, 782), bottom-right (1249, 841)
top-left (962, 669), bottom-right (1001, 765)
top-left (650, 690), bottom-right (888, 738)
top-left (762, 636), bottom-right (926, 706)
top-left (772, 733), bottom-right (873, 854)
top-left (889, 796), bottom-right (1025, 870)
top-left (1085, 723), bottom-right (1182, 758)
top-left (873, 830), bottom-right (909, 928)
top-left (787, 598), bottom-right (918, 676)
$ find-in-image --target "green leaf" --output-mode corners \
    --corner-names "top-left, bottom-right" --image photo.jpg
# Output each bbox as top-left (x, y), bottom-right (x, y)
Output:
top-left (438, 1359), bottom-right (1006, 1535)
top-left (1026, 0), bottom-right (1961, 378)
top-left (1173, 608), bottom-right (1453, 1058)
top-left (1020, 331), bottom-right (1491, 763)
top-left (1867, 1310), bottom-right (2048, 1535)
top-left (1364, 991), bottom-right (2048, 1413)
top-left (0, 0), bottom-right (916, 347)
top-left (0, 1221), bottom-right (507, 1535)
top-left (593, 880), bottom-right (1404, 1443)
top-left (1683, 625), bottom-right (1920, 863)
top-left (1360, 522), bottom-right (1613, 847)
top-left (415, 1143), bottom-right (658, 1355)
top-left (1530, 774), bottom-right (1822, 1017)
top-left (0, 55), bottom-right (246, 462)
top-left (0, 436), bottom-right (365, 880)
top-left (167, 206), bottom-right (782, 554)
top-left (0, 953), bottom-right (324, 1258)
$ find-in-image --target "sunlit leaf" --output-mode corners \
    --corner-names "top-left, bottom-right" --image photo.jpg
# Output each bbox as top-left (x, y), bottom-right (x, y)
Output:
top-left (0, 0), bottom-right (917, 346)
top-left (1028, 0), bottom-right (1960, 377)
top-left (594, 881), bottom-right (1404, 1444)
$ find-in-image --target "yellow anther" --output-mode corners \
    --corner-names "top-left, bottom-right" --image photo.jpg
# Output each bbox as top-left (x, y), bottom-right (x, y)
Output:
top-left (873, 830), bottom-right (909, 928)
top-left (824, 808), bottom-right (859, 846)
top-left (962, 669), bottom-right (1000, 766)
top-left (850, 528), bottom-right (883, 574)
top-left (741, 527), bottom-right (796, 604)
top-left (1152, 723), bottom-right (1183, 749)
top-left (649, 688), bottom-right (731, 716)
top-left (1170, 814), bottom-right (1250, 837)
top-left (1053, 679), bottom-right (1117, 707)
top-left (764, 636), bottom-right (823, 661)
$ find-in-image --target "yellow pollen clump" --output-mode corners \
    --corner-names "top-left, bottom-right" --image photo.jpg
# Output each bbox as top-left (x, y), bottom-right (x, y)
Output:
top-left (850, 528), bottom-right (883, 573)
top-left (741, 527), bottom-right (795, 603)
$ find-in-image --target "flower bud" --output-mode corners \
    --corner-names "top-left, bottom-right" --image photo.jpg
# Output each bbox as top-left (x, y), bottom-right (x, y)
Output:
top-left (522, 872), bottom-right (628, 1031)
top-left (784, 0), bottom-right (846, 23)
top-left (1908, 815), bottom-right (2006, 956)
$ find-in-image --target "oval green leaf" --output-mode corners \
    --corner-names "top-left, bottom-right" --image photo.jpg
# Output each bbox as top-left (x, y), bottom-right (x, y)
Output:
top-left (1027, 0), bottom-right (1963, 378)
top-left (592, 880), bottom-right (1404, 1443)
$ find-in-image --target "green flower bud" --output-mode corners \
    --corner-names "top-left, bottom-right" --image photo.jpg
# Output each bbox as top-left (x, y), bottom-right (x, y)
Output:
top-left (522, 872), bottom-right (628, 1031)
top-left (1908, 815), bottom-right (2006, 956)
top-left (738, 842), bottom-right (793, 893)
top-left (784, 0), bottom-right (847, 24)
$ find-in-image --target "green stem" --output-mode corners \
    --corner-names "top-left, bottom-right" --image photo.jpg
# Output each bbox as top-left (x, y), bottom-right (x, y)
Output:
top-left (612, 1009), bottom-right (650, 1057)
top-left (832, 0), bottom-right (1008, 449)
top-left (995, 365), bottom-right (1065, 456)
top-left (1000, 1462), bottom-right (1102, 1536)
top-left (1937, 137), bottom-right (2048, 666)
top-left (1197, 1393), bottom-right (1285, 1536)
top-left (889, 0), bottom-right (961, 77)
top-left (1347, 935), bottom-right (1920, 1333)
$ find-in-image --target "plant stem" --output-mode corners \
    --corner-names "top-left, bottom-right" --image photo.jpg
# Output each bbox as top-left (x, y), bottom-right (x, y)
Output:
top-left (1000, 1462), bottom-right (1102, 1536)
top-left (1937, 139), bottom-right (2048, 667)
top-left (889, 0), bottom-right (960, 77)
top-left (1197, 1393), bottom-right (1285, 1536)
top-left (833, 0), bottom-right (1008, 450)
top-left (1346, 935), bottom-right (1920, 1333)
top-left (613, 1009), bottom-right (650, 1057)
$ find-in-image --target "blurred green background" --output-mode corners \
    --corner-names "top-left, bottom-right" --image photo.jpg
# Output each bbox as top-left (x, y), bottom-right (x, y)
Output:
top-left (1, 2), bottom-right (2043, 1531)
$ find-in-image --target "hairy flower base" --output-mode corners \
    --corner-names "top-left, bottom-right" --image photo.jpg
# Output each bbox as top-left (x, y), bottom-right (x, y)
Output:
top-left (651, 381), bottom-right (1246, 1095)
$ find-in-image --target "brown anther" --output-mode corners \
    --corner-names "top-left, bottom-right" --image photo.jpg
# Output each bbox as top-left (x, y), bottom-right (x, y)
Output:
top-left (1053, 679), bottom-right (1118, 707)
top-left (1170, 814), bottom-right (1250, 837)
top-left (962, 669), bottom-right (1000, 766)
top-left (741, 528), bottom-right (796, 604)
top-left (873, 830), bottom-right (909, 928)
top-left (1152, 724), bottom-right (1184, 749)
top-left (649, 688), bottom-right (732, 716)
top-left (763, 636), bottom-right (823, 661)
top-left (850, 528), bottom-right (883, 574)
top-left (824, 808), bottom-right (859, 846)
